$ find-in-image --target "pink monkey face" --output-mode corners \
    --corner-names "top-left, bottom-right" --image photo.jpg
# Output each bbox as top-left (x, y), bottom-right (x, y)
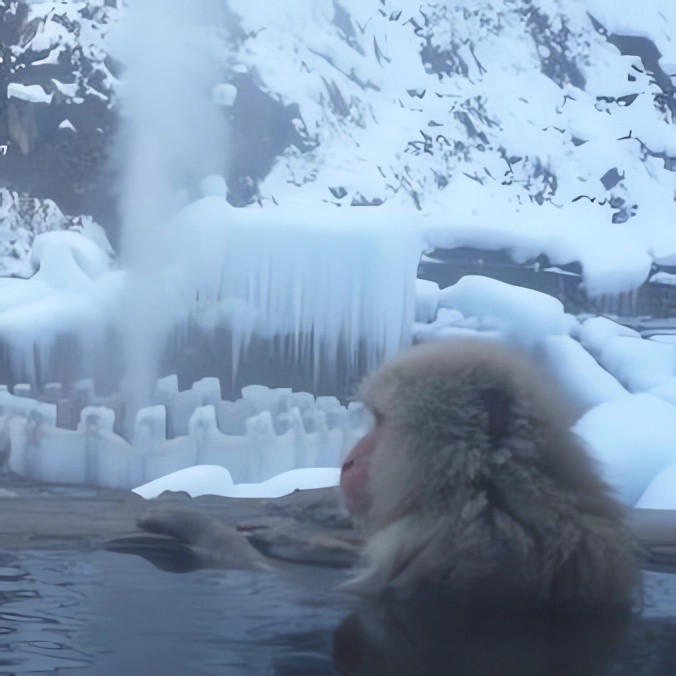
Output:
top-left (339, 413), bottom-right (383, 516)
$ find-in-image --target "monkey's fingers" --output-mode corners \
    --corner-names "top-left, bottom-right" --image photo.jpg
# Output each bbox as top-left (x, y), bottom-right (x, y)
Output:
top-left (137, 508), bottom-right (216, 546)
top-left (138, 507), bottom-right (274, 571)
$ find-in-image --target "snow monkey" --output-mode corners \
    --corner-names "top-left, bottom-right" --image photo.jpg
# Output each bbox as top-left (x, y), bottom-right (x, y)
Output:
top-left (339, 339), bottom-right (638, 608)
top-left (136, 339), bottom-right (638, 609)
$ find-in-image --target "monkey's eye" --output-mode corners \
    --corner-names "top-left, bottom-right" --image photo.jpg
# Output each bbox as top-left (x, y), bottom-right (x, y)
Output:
top-left (372, 409), bottom-right (385, 426)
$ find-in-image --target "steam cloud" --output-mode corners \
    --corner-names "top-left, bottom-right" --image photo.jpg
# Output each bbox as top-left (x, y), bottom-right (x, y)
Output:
top-left (115, 0), bottom-right (228, 430)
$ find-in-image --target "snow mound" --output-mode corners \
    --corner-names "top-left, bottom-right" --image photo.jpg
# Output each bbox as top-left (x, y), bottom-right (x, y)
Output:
top-left (438, 275), bottom-right (566, 345)
top-left (574, 394), bottom-right (676, 506)
top-left (536, 336), bottom-right (628, 419)
top-left (133, 465), bottom-right (341, 499)
top-left (636, 465), bottom-right (676, 510)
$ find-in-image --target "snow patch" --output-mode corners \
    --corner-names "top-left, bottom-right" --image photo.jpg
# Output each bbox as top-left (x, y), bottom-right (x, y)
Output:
top-left (7, 83), bottom-right (52, 104)
top-left (132, 465), bottom-right (340, 499)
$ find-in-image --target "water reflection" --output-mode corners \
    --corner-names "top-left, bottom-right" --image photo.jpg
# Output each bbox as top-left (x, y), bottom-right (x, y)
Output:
top-left (0, 552), bottom-right (94, 671)
top-left (0, 549), bottom-right (350, 674)
top-left (333, 574), bottom-right (676, 676)
top-left (334, 602), bottom-right (628, 675)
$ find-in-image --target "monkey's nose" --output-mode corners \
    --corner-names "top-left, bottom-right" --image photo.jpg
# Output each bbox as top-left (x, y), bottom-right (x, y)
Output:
top-left (341, 459), bottom-right (355, 474)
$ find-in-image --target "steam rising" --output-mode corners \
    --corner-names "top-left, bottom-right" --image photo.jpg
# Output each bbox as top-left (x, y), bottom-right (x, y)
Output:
top-left (116, 0), bottom-right (227, 426)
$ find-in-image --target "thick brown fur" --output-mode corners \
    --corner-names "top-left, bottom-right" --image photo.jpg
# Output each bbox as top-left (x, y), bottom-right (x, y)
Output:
top-left (347, 339), bottom-right (638, 609)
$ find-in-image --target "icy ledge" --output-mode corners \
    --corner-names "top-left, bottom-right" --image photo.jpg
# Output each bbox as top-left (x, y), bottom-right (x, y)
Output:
top-left (5, 383), bottom-right (371, 490)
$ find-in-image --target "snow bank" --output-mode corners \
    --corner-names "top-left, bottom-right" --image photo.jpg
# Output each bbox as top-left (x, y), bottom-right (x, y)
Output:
top-left (574, 394), bottom-right (676, 506)
top-left (578, 317), bottom-right (641, 355)
top-left (536, 336), bottom-right (628, 419)
top-left (132, 465), bottom-right (341, 500)
top-left (423, 196), bottom-right (655, 296)
top-left (597, 337), bottom-right (676, 392)
top-left (636, 465), bottom-right (676, 510)
top-left (438, 276), bottom-right (566, 346)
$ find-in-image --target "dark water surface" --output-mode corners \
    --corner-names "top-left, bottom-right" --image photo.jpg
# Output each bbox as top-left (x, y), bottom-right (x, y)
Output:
top-left (0, 548), bottom-right (351, 674)
top-left (1, 547), bottom-right (675, 675)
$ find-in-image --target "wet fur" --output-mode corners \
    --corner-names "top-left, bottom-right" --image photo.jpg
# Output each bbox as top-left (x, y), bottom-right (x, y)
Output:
top-left (348, 339), bottom-right (638, 609)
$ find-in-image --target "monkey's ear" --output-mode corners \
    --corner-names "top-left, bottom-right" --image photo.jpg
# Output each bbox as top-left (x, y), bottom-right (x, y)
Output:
top-left (479, 386), bottom-right (511, 447)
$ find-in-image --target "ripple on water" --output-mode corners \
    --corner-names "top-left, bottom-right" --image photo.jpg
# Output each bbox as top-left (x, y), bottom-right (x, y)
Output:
top-left (0, 548), bottom-right (352, 674)
top-left (0, 552), bottom-right (96, 672)
top-left (0, 549), bottom-right (674, 674)
top-left (642, 570), bottom-right (676, 620)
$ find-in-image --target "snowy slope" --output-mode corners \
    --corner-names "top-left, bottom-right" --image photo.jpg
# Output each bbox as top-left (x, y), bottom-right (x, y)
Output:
top-left (224, 0), bottom-right (676, 292)
top-left (0, 0), bottom-right (120, 253)
top-left (1, 2), bottom-right (674, 289)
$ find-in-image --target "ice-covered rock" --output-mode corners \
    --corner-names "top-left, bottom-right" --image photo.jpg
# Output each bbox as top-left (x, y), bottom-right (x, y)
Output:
top-left (2, 382), bottom-right (363, 488)
top-left (79, 406), bottom-right (115, 433)
top-left (133, 405), bottom-right (167, 445)
top-left (415, 278), bottom-right (440, 323)
top-left (192, 377), bottom-right (222, 406)
top-left (8, 412), bottom-right (139, 489)
top-left (0, 388), bottom-right (56, 426)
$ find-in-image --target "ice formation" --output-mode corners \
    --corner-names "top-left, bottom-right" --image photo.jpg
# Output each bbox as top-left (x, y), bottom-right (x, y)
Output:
top-left (0, 199), bottom-right (421, 396)
top-left (168, 198), bottom-right (422, 383)
top-left (5, 378), bottom-right (372, 490)
top-left (1, 268), bottom-right (674, 506)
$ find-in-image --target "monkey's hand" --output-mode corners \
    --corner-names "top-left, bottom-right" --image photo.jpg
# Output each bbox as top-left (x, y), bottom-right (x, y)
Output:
top-left (137, 507), bottom-right (273, 571)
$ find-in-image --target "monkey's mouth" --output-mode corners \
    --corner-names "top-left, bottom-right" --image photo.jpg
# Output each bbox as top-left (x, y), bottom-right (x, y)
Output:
top-left (340, 456), bottom-right (372, 515)
top-left (340, 456), bottom-right (369, 475)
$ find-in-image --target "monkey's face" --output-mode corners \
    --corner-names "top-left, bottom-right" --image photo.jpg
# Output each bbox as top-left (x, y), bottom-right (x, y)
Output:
top-left (340, 411), bottom-right (385, 517)
top-left (340, 429), bottom-right (373, 516)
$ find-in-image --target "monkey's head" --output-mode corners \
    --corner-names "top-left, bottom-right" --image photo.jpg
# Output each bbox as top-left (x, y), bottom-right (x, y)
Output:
top-left (340, 339), bottom-right (638, 609)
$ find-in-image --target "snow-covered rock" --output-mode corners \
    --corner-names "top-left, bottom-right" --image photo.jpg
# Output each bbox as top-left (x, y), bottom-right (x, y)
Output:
top-left (636, 464), bottom-right (676, 510)
top-left (132, 465), bottom-right (341, 500)
top-left (574, 394), bottom-right (676, 505)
